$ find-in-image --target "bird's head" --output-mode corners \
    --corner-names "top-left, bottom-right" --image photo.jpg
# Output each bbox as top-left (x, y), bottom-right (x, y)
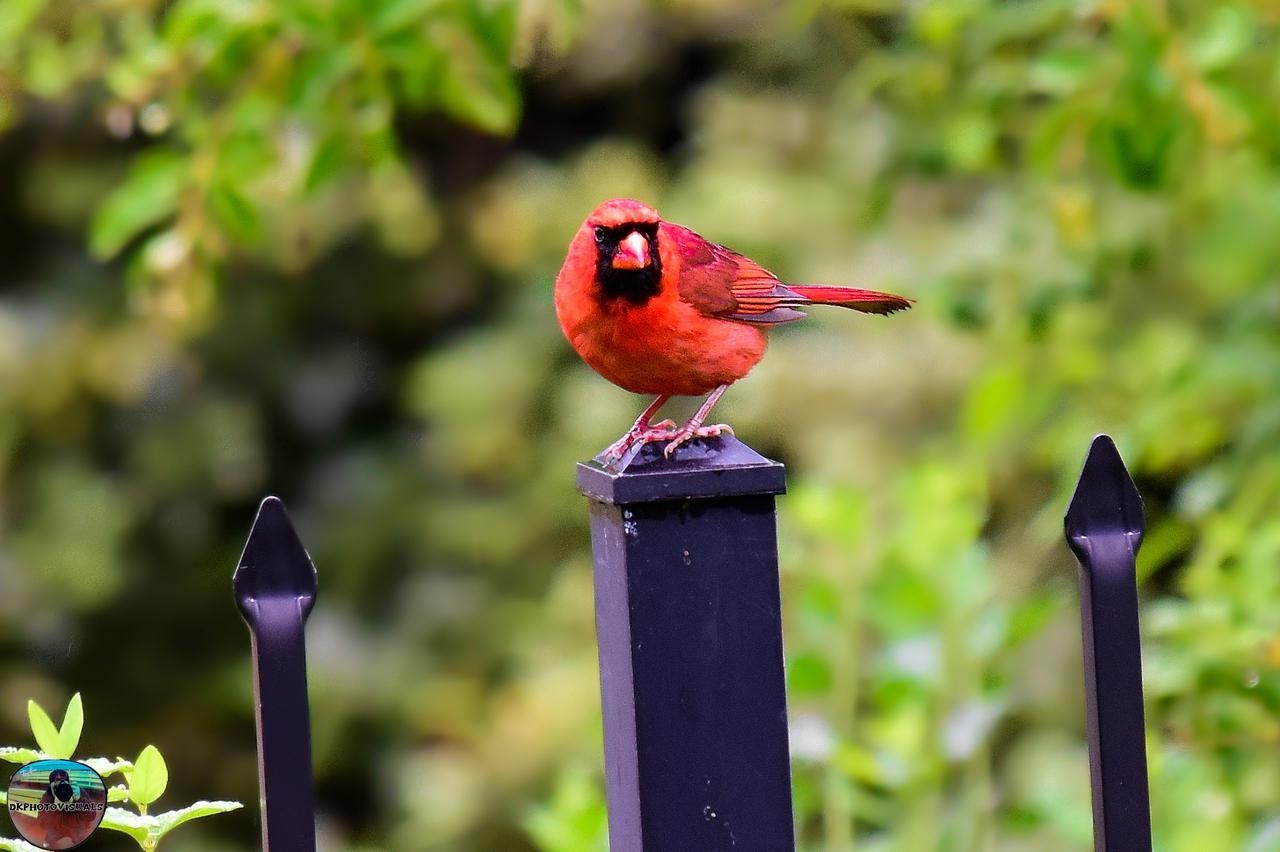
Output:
top-left (585, 199), bottom-right (663, 305)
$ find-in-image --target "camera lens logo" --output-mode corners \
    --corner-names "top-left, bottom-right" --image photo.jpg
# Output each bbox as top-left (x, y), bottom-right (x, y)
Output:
top-left (7, 759), bottom-right (106, 850)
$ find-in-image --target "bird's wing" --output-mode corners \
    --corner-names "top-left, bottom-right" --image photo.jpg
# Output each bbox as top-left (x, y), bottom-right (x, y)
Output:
top-left (665, 223), bottom-right (808, 325)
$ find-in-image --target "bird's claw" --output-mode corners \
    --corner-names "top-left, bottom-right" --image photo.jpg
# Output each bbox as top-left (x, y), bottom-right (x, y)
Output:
top-left (662, 423), bottom-right (734, 459)
top-left (599, 419), bottom-right (733, 466)
top-left (600, 419), bottom-right (680, 464)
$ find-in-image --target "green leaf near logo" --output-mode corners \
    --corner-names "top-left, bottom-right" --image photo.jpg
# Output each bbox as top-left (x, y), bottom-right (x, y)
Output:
top-left (124, 745), bottom-right (169, 807)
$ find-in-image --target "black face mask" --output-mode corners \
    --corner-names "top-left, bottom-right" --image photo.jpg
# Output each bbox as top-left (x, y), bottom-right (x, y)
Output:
top-left (594, 223), bottom-right (662, 306)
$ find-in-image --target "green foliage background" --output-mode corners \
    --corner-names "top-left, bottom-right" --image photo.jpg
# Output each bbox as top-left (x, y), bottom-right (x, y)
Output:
top-left (1, 0), bottom-right (1279, 849)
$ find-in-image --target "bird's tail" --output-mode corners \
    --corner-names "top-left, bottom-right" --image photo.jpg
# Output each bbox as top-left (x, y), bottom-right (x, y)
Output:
top-left (785, 285), bottom-right (913, 315)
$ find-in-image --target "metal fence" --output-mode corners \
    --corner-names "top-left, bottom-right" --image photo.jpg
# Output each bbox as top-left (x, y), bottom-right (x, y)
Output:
top-left (232, 433), bottom-right (1151, 852)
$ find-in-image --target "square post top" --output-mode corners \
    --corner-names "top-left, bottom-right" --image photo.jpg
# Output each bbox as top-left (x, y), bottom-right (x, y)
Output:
top-left (576, 436), bottom-right (786, 505)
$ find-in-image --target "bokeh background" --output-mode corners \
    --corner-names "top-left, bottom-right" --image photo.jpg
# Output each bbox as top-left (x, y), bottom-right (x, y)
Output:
top-left (1, 0), bottom-right (1278, 849)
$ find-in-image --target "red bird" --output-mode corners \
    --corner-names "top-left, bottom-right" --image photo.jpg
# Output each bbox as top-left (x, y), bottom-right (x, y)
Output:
top-left (555, 198), bottom-right (912, 464)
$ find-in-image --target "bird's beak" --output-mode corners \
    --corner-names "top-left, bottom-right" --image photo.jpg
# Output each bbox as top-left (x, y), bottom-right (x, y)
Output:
top-left (611, 230), bottom-right (650, 270)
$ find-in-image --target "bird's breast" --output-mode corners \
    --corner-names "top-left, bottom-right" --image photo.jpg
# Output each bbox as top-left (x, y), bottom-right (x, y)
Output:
top-left (555, 284), bottom-right (767, 397)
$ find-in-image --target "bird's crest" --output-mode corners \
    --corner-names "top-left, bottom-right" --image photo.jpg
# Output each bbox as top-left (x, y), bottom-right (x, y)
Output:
top-left (587, 198), bottom-right (660, 229)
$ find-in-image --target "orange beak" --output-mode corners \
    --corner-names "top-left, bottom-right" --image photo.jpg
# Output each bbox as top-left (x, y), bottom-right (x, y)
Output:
top-left (611, 231), bottom-right (650, 270)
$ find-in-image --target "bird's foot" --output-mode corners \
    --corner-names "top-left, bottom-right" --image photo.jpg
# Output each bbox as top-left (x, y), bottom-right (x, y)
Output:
top-left (662, 422), bottom-right (734, 459)
top-left (600, 419), bottom-right (678, 464)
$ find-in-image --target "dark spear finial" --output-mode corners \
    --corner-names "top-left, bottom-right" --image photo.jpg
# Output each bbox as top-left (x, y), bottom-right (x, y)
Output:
top-left (233, 496), bottom-right (318, 852)
top-left (1064, 435), bottom-right (1152, 852)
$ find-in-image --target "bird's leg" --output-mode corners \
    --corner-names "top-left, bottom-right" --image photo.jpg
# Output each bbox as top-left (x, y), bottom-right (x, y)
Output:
top-left (663, 384), bottom-right (734, 459)
top-left (600, 395), bottom-right (675, 463)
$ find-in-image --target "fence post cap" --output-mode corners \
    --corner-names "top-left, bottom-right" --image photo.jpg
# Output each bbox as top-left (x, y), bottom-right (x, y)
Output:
top-left (1064, 434), bottom-right (1145, 557)
top-left (233, 496), bottom-right (318, 620)
top-left (576, 435), bottom-right (786, 505)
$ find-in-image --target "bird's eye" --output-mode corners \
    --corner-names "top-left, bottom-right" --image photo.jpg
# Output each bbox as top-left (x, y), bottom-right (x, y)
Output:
top-left (593, 226), bottom-right (606, 243)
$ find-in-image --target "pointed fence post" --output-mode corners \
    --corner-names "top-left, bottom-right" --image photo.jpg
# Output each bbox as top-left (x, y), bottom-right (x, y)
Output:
top-left (233, 496), bottom-right (319, 852)
top-left (1064, 435), bottom-right (1152, 852)
top-left (577, 436), bottom-right (796, 852)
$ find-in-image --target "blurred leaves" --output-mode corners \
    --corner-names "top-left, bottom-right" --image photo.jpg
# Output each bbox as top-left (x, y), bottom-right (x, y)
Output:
top-left (2, 0), bottom-right (532, 318)
top-left (90, 151), bottom-right (187, 261)
top-left (523, 767), bottom-right (608, 852)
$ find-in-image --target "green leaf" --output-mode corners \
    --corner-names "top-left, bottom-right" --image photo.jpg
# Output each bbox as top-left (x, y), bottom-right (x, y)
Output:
top-left (1090, 117), bottom-right (1178, 190)
top-left (0, 0), bottom-right (46, 47)
top-left (1028, 48), bottom-right (1099, 95)
top-left (1007, 595), bottom-right (1057, 647)
top-left (435, 17), bottom-right (520, 135)
top-left (813, 0), bottom-right (898, 12)
top-left (0, 836), bottom-right (49, 852)
top-left (943, 111), bottom-right (995, 171)
top-left (125, 745), bottom-right (168, 806)
top-left (1192, 6), bottom-right (1254, 71)
top-left (0, 747), bottom-right (46, 765)
top-left (27, 699), bottom-right (63, 758)
top-left (798, 579), bottom-right (841, 628)
top-left (215, 123), bottom-right (274, 179)
top-left (523, 770), bottom-right (606, 852)
top-left (108, 784), bottom-right (131, 803)
top-left (788, 651), bottom-right (834, 696)
top-left (83, 757), bottom-right (132, 777)
top-left (89, 150), bottom-right (187, 259)
top-left (99, 807), bottom-right (152, 845)
top-left (24, 33), bottom-right (75, 98)
top-left (151, 800), bottom-right (243, 839)
top-left (59, 693), bottom-right (84, 758)
top-left (286, 45), bottom-right (358, 111)
top-left (963, 364), bottom-right (1025, 441)
top-left (304, 134), bottom-right (348, 194)
top-left (465, 0), bottom-right (518, 59)
top-left (207, 183), bottom-right (259, 244)
top-left (381, 33), bottom-right (444, 106)
top-left (372, 0), bottom-right (437, 38)
top-left (100, 801), bottom-right (243, 849)
top-left (832, 741), bottom-right (885, 784)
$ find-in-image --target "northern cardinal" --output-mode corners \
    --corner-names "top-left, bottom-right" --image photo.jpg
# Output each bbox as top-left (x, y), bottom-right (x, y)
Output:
top-left (555, 198), bottom-right (912, 464)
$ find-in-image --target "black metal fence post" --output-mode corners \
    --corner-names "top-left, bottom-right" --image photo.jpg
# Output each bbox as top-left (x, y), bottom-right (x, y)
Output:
top-left (577, 437), bottom-right (796, 852)
top-left (233, 496), bottom-right (319, 852)
top-left (1064, 435), bottom-right (1153, 852)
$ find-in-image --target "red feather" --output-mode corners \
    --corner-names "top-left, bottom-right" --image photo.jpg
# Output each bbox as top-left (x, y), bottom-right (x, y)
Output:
top-left (666, 223), bottom-right (911, 323)
top-left (784, 285), bottom-right (914, 315)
